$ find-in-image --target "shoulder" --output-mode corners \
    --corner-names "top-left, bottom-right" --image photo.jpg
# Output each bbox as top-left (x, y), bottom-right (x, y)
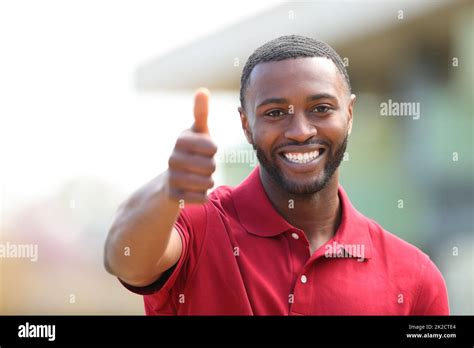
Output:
top-left (183, 184), bottom-right (235, 217)
top-left (366, 218), bottom-right (449, 314)
top-left (177, 184), bottom-right (236, 232)
top-left (367, 218), bottom-right (430, 265)
top-left (208, 184), bottom-right (234, 206)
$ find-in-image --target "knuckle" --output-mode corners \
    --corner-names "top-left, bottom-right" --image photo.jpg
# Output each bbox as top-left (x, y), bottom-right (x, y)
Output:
top-left (204, 139), bottom-right (218, 153)
top-left (209, 159), bottom-right (217, 172)
top-left (209, 142), bottom-right (218, 154)
top-left (207, 178), bottom-right (215, 188)
top-left (204, 164), bottom-right (216, 176)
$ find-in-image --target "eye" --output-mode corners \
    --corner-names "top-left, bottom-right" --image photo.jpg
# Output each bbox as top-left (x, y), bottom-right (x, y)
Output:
top-left (312, 105), bottom-right (332, 114)
top-left (265, 109), bottom-right (286, 118)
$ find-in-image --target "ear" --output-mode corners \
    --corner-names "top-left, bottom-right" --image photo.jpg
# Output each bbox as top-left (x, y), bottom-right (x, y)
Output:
top-left (238, 106), bottom-right (254, 145)
top-left (347, 94), bottom-right (356, 135)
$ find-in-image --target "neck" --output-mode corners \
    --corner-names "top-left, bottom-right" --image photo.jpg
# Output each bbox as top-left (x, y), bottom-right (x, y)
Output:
top-left (260, 168), bottom-right (342, 253)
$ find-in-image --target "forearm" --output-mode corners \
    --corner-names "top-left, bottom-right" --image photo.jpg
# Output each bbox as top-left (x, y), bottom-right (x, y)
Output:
top-left (104, 171), bottom-right (180, 284)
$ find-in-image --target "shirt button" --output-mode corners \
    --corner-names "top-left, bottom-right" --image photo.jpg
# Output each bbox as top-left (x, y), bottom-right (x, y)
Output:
top-left (291, 232), bottom-right (299, 240)
top-left (301, 275), bottom-right (307, 284)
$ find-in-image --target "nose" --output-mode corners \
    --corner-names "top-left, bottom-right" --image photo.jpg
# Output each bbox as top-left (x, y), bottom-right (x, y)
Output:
top-left (284, 111), bottom-right (317, 143)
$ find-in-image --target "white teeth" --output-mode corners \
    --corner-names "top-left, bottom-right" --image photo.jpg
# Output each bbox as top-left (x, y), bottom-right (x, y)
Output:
top-left (283, 150), bottom-right (320, 164)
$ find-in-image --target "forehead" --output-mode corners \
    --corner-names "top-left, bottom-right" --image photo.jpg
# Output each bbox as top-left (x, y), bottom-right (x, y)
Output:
top-left (246, 57), bottom-right (346, 107)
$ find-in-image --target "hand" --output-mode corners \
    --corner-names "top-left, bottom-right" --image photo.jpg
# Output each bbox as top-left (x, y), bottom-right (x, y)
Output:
top-left (166, 88), bottom-right (217, 204)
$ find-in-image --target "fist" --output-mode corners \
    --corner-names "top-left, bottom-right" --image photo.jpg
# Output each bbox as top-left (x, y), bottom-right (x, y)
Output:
top-left (166, 88), bottom-right (217, 204)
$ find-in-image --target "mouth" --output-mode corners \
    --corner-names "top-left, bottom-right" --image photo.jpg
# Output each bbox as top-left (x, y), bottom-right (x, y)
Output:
top-left (281, 149), bottom-right (324, 164)
top-left (279, 147), bottom-right (326, 164)
top-left (278, 146), bottom-right (326, 172)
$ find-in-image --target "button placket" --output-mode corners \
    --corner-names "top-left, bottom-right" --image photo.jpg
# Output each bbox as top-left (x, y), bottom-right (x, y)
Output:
top-left (287, 229), bottom-right (313, 314)
top-left (290, 268), bottom-right (313, 315)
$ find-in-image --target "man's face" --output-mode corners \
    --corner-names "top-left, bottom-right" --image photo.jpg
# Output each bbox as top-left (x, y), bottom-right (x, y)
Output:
top-left (239, 57), bottom-right (355, 195)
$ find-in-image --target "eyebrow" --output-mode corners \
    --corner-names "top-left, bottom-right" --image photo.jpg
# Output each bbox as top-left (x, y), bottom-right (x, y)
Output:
top-left (306, 93), bottom-right (338, 102)
top-left (256, 98), bottom-right (288, 109)
top-left (256, 93), bottom-right (338, 109)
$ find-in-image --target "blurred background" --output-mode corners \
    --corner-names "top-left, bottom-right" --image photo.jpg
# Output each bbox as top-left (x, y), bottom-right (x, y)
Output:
top-left (0, 0), bottom-right (472, 315)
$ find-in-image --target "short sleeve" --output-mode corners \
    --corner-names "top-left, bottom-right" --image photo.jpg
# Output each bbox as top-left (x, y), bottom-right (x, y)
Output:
top-left (411, 257), bottom-right (450, 315)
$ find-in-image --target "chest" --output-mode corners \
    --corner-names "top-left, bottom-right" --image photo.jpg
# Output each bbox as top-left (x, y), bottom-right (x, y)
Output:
top-left (172, 229), bottom-right (413, 315)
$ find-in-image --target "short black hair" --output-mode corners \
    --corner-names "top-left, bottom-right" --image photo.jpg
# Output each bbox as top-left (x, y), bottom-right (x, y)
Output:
top-left (240, 35), bottom-right (351, 108)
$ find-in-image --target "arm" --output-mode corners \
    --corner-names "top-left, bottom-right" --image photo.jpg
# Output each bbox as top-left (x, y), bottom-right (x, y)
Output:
top-left (103, 88), bottom-right (217, 287)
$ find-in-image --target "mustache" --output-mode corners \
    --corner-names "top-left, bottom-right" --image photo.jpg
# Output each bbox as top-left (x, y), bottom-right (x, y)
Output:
top-left (272, 139), bottom-right (331, 154)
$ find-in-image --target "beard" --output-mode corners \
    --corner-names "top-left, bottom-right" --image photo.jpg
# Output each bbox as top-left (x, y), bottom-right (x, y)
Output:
top-left (255, 134), bottom-right (348, 196)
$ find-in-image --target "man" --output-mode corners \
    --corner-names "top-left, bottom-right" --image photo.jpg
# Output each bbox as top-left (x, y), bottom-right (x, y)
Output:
top-left (104, 35), bottom-right (449, 315)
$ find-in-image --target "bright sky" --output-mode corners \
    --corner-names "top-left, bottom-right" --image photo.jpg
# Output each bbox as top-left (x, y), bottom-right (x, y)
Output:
top-left (0, 0), bottom-right (283, 212)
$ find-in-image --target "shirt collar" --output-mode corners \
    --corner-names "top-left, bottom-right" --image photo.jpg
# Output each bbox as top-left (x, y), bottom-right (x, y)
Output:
top-left (232, 166), bottom-right (373, 259)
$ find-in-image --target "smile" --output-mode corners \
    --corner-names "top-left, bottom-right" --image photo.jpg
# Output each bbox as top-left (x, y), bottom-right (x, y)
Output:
top-left (283, 150), bottom-right (320, 164)
top-left (281, 149), bottom-right (325, 164)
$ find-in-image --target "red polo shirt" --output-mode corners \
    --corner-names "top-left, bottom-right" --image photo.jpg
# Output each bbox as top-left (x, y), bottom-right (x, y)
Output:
top-left (121, 167), bottom-right (449, 315)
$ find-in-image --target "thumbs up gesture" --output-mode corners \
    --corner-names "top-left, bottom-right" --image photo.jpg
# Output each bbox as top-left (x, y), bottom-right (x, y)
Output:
top-left (166, 88), bottom-right (218, 204)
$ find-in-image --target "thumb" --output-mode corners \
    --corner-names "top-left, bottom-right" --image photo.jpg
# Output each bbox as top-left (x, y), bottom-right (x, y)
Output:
top-left (192, 87), bottom-right (210, 134)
